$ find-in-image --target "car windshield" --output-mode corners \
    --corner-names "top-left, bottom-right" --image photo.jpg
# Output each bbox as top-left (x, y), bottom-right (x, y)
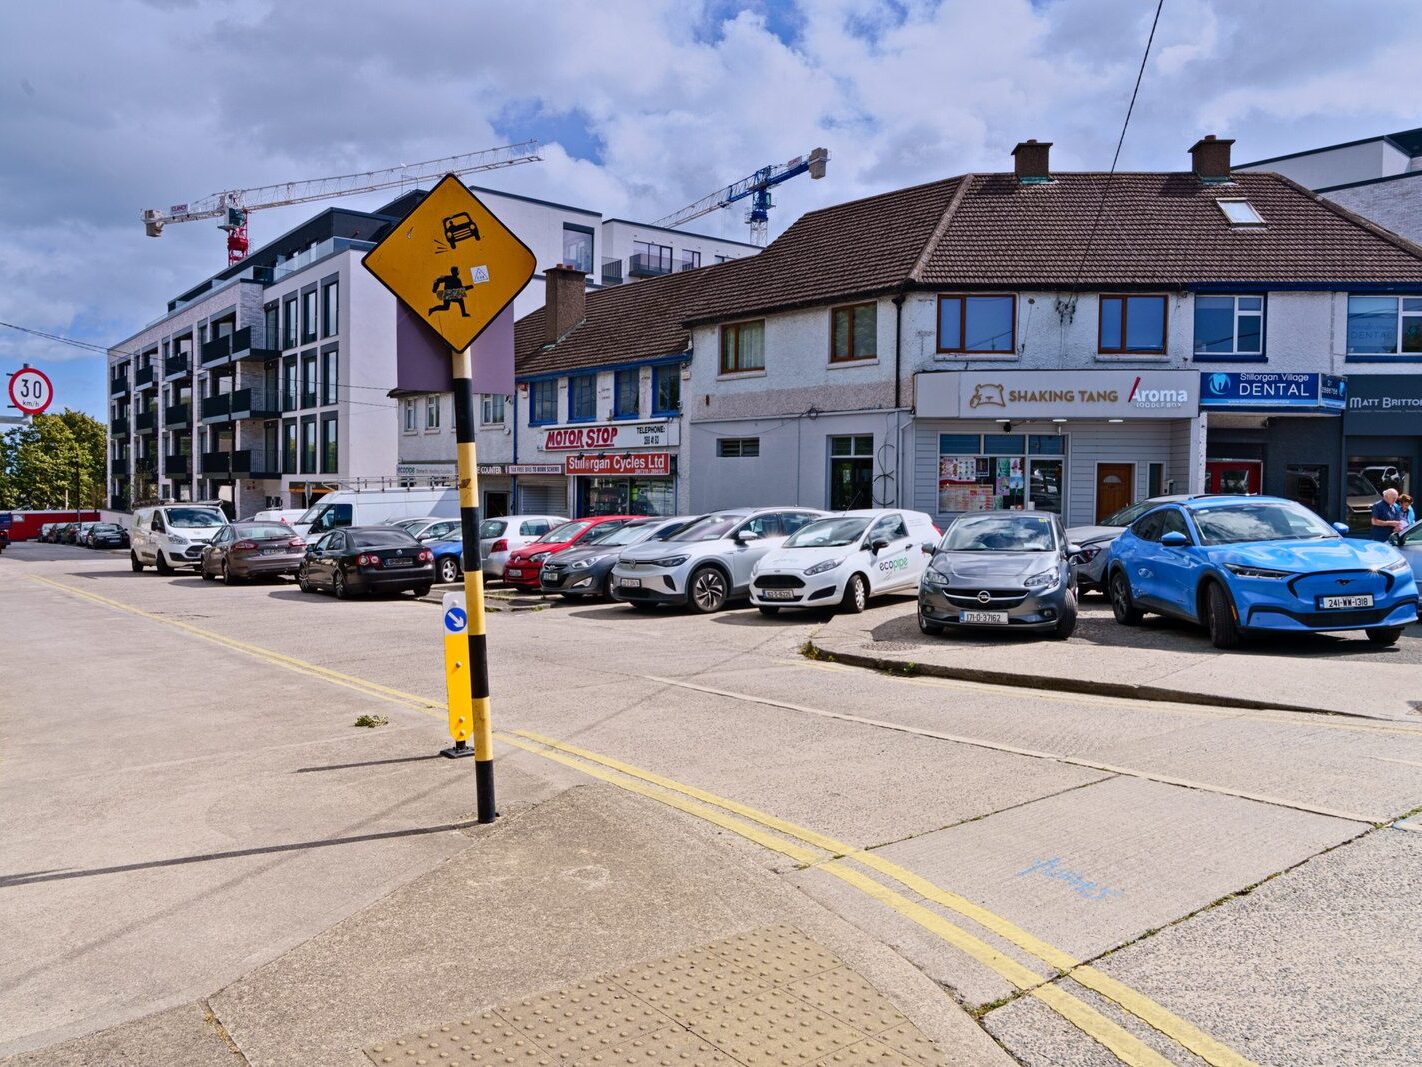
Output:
top-left (665, 514), bottom-right (743, 542)
top-left (587, 522), bottom-right (655, 547)
top-left (1191, 502), bottom-right (1339, 545)
top-left (392, 519), bottom-right (423, 531)
top-left (539, 520), bottom-right (592, 543)
top-left (349, 530), bottom-right (418, 549)
top-left (167, 508), bottom-right (226, 529)
top-left (578, 522), bottom-right (629, 546)
top-left (785, 517), bottom-right (871, 549)
top-left (943, 515), bottom-right (1056, 552)
top-left (1102, 500), bottom-right (1159, 526)
top-left (94, 524), bottom-right (120, 532)
top-left (235, 524), bottom-right (296, 540)
top-left (479, 519), bottom-right (507, 539)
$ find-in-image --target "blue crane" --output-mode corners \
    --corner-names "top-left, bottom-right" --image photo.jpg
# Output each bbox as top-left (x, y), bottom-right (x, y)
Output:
top-left (655, 147), bottom-right (829, 246)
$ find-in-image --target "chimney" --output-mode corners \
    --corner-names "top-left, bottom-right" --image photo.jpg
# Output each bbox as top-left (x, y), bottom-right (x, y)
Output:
top-left (1190, 134), bottom-right (1235, 183)
top-left (1012, 139), bottom-right (1052, 183)
top-left (543, 265), bottom-right (586, 345)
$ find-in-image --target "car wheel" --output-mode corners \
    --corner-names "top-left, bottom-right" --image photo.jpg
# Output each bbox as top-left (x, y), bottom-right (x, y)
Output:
top-left (438, 557), bottom-right (460, 584)
top-left (840, 573), bottom-right (869, 614)
top-left (201, 564), bottom-right (215, 582)
top-left (1051, 592), bottom-right (1078, 640)
top-left (1109, 570), bottom-right (1143, 625)
top-left (297, 571), bottom-right (314, 593)
top-left (222, 560), bottom-right (241, 585)
top-left (918, 608), bottom-right (944, 636)
top-left (332, 570), bottom-right (350, 600)
top-left (1204, 581), bottom-right (1242, 649)
top-left (411, 584), bottom-right (432, 598)
top-left (1366, 626), bottom-right (1404, 646)
top-left (155, 551), bottom-right (173, 576)
top-left (130, 551), bottom-right (144, 572)
top-left (757, 605), bottom-right (780, 616)
top-left (688, 566), bottom-right (728, 614)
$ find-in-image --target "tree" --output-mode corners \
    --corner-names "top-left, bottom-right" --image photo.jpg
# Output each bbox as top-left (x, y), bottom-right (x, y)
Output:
top-left (0, 409), bottom-right (107, 510)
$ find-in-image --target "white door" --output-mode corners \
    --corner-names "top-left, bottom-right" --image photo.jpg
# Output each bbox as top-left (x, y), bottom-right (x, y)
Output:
top-left (865, 513), bottom-right (914, 593)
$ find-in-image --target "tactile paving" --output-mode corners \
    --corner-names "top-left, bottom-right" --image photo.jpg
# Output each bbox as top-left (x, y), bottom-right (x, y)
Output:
top-left (364, 927), bottom-right (949, 1066)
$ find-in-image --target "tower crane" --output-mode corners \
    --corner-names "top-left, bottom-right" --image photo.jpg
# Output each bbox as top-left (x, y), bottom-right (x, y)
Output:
top-left (655, 147), bottom-right (829, 245)
top-left (142, 141), bottom-right (542, 265)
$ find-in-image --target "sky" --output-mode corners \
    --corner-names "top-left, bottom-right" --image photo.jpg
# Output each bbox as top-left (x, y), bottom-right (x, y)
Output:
top-left (2, 0), bottom-right (1420, 418)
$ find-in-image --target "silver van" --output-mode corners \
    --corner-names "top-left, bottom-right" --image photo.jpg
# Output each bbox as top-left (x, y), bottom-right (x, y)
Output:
top-left (130, 504), bottom-right (228, 573)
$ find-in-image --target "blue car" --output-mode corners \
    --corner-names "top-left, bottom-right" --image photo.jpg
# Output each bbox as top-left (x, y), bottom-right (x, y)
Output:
top-left (427, 538), bottom-right (466, 585)
top-left (1103, 495), bottom-right (1418, 648)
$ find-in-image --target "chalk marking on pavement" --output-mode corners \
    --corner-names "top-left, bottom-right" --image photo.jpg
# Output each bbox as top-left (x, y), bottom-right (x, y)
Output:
top-left (29, 577), bottom-right (443, 719)
top-left (1370, 755), bottom-right (1422, 769)
top-left (643, 674), bottom-right (1384, 824)
top-left (508, 729), bottom-right (1257, 1067)
top-left (499, 733), bottom-right (1177, 1067)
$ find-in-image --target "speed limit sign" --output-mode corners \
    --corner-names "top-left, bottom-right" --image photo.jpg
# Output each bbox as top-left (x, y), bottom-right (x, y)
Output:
top-left (8, 367), bottom-right (53, 416)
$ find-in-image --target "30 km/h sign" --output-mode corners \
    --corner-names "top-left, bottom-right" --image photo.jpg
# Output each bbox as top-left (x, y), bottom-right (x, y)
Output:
top-left (361, 174), bottom-right (536, 352)
top-left (8, 367), bottom-right (54, 416)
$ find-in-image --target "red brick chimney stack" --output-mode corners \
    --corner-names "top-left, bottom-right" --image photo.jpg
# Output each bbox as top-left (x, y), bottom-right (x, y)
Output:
top-left (1190, 134), bottom-right (1235, 181)
top-left (544, 265), bottom-right (586, 345)
top-left (1012, 139), bottom-right (1052, 183)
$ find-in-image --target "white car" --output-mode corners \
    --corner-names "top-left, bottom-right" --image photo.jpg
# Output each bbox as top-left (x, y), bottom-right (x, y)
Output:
top-left (478, 514), bottom-right (566, 580)
top-left (610, 507), bottom-right (828, 613)
top-left (391, 517), bottom-right (464, 543)
top-left (130, 504), bottom-right (228, 573)
top-left (750, 509), bottom-right (939, 615)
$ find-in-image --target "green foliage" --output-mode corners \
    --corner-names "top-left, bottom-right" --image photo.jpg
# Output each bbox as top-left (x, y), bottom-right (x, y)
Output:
top-left (0, 409), bottom-right (107, 510)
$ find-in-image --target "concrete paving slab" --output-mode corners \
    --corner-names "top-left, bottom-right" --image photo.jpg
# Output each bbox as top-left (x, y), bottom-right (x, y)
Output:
top-left (0, 1002), bottom-right (239, 1067)
top-left (870, 775), bottom-right (1360, 963)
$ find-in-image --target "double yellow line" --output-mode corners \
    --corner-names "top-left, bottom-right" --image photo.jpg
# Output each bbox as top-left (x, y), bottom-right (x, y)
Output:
top-left (30, 575), bottom-right (1254, 1065)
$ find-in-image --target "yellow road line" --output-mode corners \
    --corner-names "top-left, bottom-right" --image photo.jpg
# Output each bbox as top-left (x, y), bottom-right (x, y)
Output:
top-left (510, 729), bottom-right (1257, 1067)
top-left (29, 576), bottom-right (442, 718)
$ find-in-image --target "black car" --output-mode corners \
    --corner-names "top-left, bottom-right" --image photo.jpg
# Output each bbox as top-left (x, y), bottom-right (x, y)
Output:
top-left (86, 523), bottom-right (129, 549)
top-left (539, 516), bottom-right (695, 599)
top-left (296, 526), bottom-right (435, 599)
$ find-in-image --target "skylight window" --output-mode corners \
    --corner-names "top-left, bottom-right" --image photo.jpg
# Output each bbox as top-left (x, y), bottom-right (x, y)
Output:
top-left (1216, 199), bottom-right (1265, 226)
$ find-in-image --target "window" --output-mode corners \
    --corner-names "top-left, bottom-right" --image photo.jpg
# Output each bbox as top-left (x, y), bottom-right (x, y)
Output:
top-left (300, 416), bottom-right (317, 474)
top-left (681, 249), bottom-right (700, 271)
top-left (1194, 295), bottom-right (1263, 358)
top-left (481, 394), bottom-right (505, 425)
top-left (632, 240), bottom-right (673, 275)
top-left (829, 436), bottom-right (874, 510)
top-left (831, 302), bottom-right (877, 362)
top-left (529, 380), bottom-right (557, 425)
top-left (1148, 462), bottom-right (1165, 497)
top-left (402, 398), bottom-right (417, 433)
top-left (717, 437), bottom-right (759, 458)
top-left (321, 347), bottom-right (338, 405)
top-left (613, 369), bottom-right (639, 419)
top-left (282, 297), bottom-right (298, 348)
top-left (1160, 508), bottom-right (1193, 542)
top-left (301, 289), bottom-right (318, 343)
top-left (1216, 199), bottom-right (1264, 226)
top-left (301, 352), bottom-right (318, 407)
top-left (282, 355), bottom-right (298, 411)
top-left (1099, 295), bottom-right (1167, 354)
top-left (321, 281), bottom-right (339, 338)
top-left (830, 435), bottom-right (873, 457)
top-left (320, 414), bottom-right (338, 474)
top-left (652, 364), bottom-right (681, 414)
top-left (1347, 296), bottom-right (1422, 356)
top-left (264, 304), bottom-right (279, 349)
top-left (282, 420), bottom-right (298, 474)
top-left (568, 374), bottom-right (596, 422)
top-left (937, 433), bottom-right (1065, 514)
top-left (561, 225), bottom-right (594, 273)
top-left (937, 295), bottom-right (1015, 353)
top-left (425, 395), bottom-right (440, 431)
top-left (720, 320), bottom-right (765, 374)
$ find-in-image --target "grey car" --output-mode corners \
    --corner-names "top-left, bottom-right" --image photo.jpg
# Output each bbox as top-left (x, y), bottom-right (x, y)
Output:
top-left (918, 512), bottom-right (1081, 639)
top-left (1066, 495), bottom-right (1196, 593)
top-left (539, 516), bottom-right (695, 599)
top-left (1391, 520), bottom-right (1422, 589)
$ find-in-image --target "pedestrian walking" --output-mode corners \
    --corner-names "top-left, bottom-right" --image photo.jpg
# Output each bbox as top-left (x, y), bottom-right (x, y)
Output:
top-left (1400, 493), bottom-right (1416, 527)
top-left (1369, 487), bottom-right (1405, 540)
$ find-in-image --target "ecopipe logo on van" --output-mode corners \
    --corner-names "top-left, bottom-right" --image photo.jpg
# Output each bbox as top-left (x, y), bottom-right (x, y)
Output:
top-left (1127, 376), bottom-right (1190, 410)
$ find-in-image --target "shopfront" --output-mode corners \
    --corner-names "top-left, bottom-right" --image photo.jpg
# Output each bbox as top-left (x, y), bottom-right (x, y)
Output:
top-left (1341, 374), bottom-right (1422, 533)
top-left (1199, 372), bottom-right (1347, 515)
top-left (533, 418), bottom-right (682, 519)
top-left (912, 370), bottom-right (1202, 527)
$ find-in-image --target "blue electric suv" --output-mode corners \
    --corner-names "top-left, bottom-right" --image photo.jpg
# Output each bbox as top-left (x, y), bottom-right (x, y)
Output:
top-left (1103, 495), bottom-right (1418, 649)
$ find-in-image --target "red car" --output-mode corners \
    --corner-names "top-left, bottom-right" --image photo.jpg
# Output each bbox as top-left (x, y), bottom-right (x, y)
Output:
top-left (501, 515), bottom-right (637, 589)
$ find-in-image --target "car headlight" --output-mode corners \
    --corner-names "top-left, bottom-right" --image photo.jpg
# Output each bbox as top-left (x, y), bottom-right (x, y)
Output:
top-left (654, 555), bottom-right (690, 567)
top-left (167, 534), bottom-right (188, 545)
top-left (921, 568), bottom-right (949, 586)
top-left (804, 557), bottom-right (845, 576)
top-left (1224, 564), bottom-right (1292, 579)
top-left (1077, 545), bottom-right (1103, 561)
top-left (1024, 570), bottom-right (1059, 589)
top-left (1383, 557), bottom-right (1409, 573)
top-left (569, 555), bottom-right (607, 570)
top-left (528, 552), bottom-right (550, 563)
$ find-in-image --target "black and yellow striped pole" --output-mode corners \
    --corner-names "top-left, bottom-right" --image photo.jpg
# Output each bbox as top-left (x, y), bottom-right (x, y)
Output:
top-left (442, 344), bottom-right (496, 823)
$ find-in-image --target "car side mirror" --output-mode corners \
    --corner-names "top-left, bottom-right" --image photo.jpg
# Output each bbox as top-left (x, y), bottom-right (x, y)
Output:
top-left (921, 541), bottom-right (936, 555)
top-left (1332, 522), bottom-right (1351, 535)
top-left (735, 529), bottom-right (759, 543)
top-left (1160, 531), bottom-right (1189, 548)
top-left (869, 539), bottom-right (889, 552)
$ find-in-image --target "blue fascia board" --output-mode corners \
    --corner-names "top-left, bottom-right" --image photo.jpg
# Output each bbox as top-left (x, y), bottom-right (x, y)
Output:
top-left (517, 352), bottom-right (690, 385)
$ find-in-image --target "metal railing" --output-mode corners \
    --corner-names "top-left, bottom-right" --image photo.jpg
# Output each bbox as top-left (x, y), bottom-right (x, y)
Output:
top-left (628, 251), bottom-right (673, 278)
top-left (110, 375), bottom-right (129, 396)
top-left (135, 411), bottom-right (156, 433)
top-left (164, 402), bottom-right (190, 425)
top-left (199, 451), bottom-right (231, 475)
top-left (200, 334), bottom-right (232, 365)
top-left (601, 259), bottom-right (624, 285)
top-left (165, 454), bottom-right (191, 477)
top-left (200, 394), bottom-right (231, 421)
top-left (164, 353), bottom-right (192, 378)
top-left (134, 365), bottom-right (156, 389)
top-left (110, 416), bottom-right (130, 436)
top-left (228, 388), bottom-right (280, 420)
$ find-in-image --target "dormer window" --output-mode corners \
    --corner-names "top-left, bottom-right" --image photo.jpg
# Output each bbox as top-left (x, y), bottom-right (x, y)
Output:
top-left (1216, 199), bottom-right (1264, 227)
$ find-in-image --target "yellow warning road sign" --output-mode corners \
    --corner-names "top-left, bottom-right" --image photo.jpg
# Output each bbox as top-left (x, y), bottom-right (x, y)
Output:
top-left (361, 174), bottom-right (536, 352)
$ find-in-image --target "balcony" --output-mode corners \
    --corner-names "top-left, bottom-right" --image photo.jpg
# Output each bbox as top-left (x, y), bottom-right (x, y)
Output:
top-left (134, 365), bottom-right (156, 389)
top-left (231, 450), bottom-right (281, 479)
top-left (135, 411), bottom-right (157, 434)
top-left (228, 387), bottom-right (280, 420)
top-left (165, 454), bottom-right (192, 478)
top-left (164, 402), bottom-right (190, 425)
top-left (110, 375), bottom-right (129, 396)
top-left (200, 334), bottom-right (232, 366)
top-left (601, 258), bottom-right (624, 285)
top-left (200, 393), bottom-right (231, 422)
top-left (109, 493), bottom-right (128, 511)
top-left (229, 325), bottom-right (278, 362)
top-left (628, 252), bottom-right (673, 278)
top-left (200, 451), bottom-right (232, 477)
top-left (110, 415), bottom-right (130, 437)
top-left (164, 353), bottom-right (192, 379)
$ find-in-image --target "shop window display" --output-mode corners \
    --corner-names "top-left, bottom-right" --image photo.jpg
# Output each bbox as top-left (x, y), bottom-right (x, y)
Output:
top-left (938, 433), bottom-right (1065, 514)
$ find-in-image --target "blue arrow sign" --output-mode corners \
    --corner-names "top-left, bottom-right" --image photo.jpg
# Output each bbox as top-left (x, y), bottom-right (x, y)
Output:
top-left (443, 607), bottom-right (468, 634)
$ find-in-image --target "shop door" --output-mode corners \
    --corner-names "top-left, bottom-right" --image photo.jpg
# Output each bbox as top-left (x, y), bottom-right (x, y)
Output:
top-left (829, 436), bottom-right (875, 510)
top-left (1205, 460), bottom-right (1262, 495)
top-left (1095, 463), bottom-right (1134, 521)
top-left (484, 491), bottom-right (509, 519)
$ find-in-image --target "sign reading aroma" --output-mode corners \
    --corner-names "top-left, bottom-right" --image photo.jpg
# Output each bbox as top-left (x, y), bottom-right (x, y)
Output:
top-left (916, 371), bottom-right (1199, 420)
top-left (541, 421), bottom-right (678, 452)
top-left (1199, 372), bottom-right (1346, 411)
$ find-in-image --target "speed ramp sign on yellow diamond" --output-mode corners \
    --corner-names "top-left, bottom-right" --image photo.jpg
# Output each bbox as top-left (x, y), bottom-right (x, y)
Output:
top-left (362, 174), bottom-right (536, 352)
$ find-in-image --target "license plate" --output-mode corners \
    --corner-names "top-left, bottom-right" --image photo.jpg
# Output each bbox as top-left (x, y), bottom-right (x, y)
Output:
top-left (959, 610), bottom-right (1009, 625)
top-left (619, 577), bottom-right (642, 588)
top-left (761, 589), bottom-right (796, 600)
top-left (260, 547), bottom-right (284, 555)
top-left (385, 557), bottom-right (413, 568)
top-left (1319, 594), bottom-right (1373, 609)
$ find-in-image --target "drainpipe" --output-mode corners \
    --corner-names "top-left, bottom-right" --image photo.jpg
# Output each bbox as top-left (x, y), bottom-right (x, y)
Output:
top-left (510, 387), bottom-right (519, 510)
top-left (892, 291), bottom-right (906, 409)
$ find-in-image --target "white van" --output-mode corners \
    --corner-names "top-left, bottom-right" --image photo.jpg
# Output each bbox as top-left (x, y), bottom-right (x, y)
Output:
top-left (292, 487), bottom-right (461, 542)
top-left (130, 503), bottom-right (229, 573)
top-left (249, 508), bottom-right (306, 526)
